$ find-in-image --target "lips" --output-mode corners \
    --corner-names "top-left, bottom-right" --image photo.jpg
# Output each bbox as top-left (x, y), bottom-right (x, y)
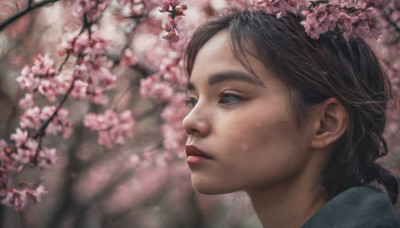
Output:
top-left (186, 145), bottom-right (213, 159)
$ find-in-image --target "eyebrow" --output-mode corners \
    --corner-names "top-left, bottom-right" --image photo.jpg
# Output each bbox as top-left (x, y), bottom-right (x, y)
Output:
top-left (186, 70), bottom-right (265, 91)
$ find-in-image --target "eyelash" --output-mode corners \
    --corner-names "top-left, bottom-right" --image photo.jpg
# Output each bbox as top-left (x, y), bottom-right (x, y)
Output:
top-left (218, 91), bottom-right (242, 105)
top-left (183, 92), bottom-right (242, 108)
top-left (183, 97), bottom-right (197, 107)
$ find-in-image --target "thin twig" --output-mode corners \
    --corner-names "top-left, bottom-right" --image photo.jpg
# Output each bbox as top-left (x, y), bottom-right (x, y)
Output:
top-left (57, 53), bottom-right (70, 73)
top-left (58, 24), bottom-right (87, 73)
top-left (32, 72), bottom-right (78, 164)
top-left (0, 0), bottom-right (60, 31)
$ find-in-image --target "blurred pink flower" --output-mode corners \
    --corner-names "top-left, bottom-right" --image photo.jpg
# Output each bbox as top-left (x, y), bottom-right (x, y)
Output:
top-left (140, 75), bottom-right (173, 101)
top-left (1, 189), bottom-right (28, 211)
top-left (75, 0), bottom-right (112, 22)
top-left (16, 66), bottom-right (40, 93)
top-left (263, 0), bottom-right (300, 18)
top-left (120, 49), bottom-right (138, 67)
top-left (0, 140), bottom-right (7, 151)
top-left (12, 138), bottom-right (38, 164)
top-left (20, 107), bottom-right (42, 129)
top-left (38, 80), bottom-right (59, 102)
top-left (31, 54), bottom-right (56, 77)
top-left (37, 147), bottom-right (57, 170)
top-left (88, 87), bottom-right (108, 105)
top-left (98, 131), bottom-right (113, 149)
top-left (19, 93), bottom-right (34, 109)
top-left (84, 110), bottom-right (135, 149)
top-left (27, 185), bottom-right (47, 204)
top-left (10, 129), bottom-right (28, 148)
top-left (70, 80), bottom-right (88, 99)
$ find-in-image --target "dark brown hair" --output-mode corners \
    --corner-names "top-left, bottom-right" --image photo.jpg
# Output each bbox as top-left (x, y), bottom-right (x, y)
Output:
top-left (184, 10), bottom-right (399, 204)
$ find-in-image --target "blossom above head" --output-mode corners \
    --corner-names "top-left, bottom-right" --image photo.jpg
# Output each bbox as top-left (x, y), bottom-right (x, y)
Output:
top-left (159, 0), bottom-right (188, 43)
top-left (257, 0), bottom-right (384, 40)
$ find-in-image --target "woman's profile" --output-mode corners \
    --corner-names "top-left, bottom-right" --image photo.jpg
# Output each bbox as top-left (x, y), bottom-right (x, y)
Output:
top-left (182, 10), bottom-right (400, 228)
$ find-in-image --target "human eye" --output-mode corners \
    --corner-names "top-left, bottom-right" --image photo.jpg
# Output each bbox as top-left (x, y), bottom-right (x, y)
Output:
top-left (183, 97), bottom-right (198, 108)
top-left (218, 91), bottom-right (242, 105)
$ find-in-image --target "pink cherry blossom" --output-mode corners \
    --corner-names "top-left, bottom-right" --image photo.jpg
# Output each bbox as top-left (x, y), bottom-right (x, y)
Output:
top-left (98, 131), bottom-right (113, 149)
top-left (160, 1), bottom-right (187, 42)
top-left (263, 0), bottom-right (297, 18)
top-left (75, 0), bottom-right (112, 22)
top-left (70, 80), bottom-right (88, 99)
top-left (30, 54), bottom-right (56, 77)
top-left (88, 87), bottom-right (108, 105)
top-left (16, 66), bottom-right (40, 93)
top-left (36, 106), bottom-right (72, 138)
top-left (339, 0), bottom-right (365, 9)
top-left (19, 93), bottom-right (34, 109)
top-left (12, 137), bottom-right (38, 164)
top-left (140, 74), bottom-right (174, 101)
top-left (300, 2), bottom-right (383, 40)
top-left (10, 129), bottom-right (28, 148)
top-left (120, 49), bottom-right (138, 67)
top-left (39, 106), bottom-right (56, 121)
top-left (84, 110), bottom-right (135, 149)
top-left (0, 189), bottom-right (29, 211)
top-left (37, 80), bottom-right (59, 102)
top-left (27, 185), bottom-right (47, 204)
top-left (20, 107), bottom-right (42, 129)
top-left (0, 185), bottom-right (47, 211)
top-left (0, 140), bottom-right (7, 151)
top-left (36, 147), bottom-right (57, 170)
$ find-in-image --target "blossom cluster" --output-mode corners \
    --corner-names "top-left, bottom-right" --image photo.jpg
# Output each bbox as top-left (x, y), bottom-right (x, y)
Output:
top-left (66, 32), bottom-right (116, 105)
top-left (301, 2), bottom-right (382, 40)
top-left (84, 110), bottom-right (135, 149)
top-left (0, 133), bottom-right (52, 210)
top-left (139, 55), bottom-right (188, 157)
top-left (259, 0), bottom-right (385, 40)
top-left (159, 0), bottom-right (188, 42)
top-left (0, 52), bottom-right (73, 210)
top-left (0, 185), bottom-right (46, 211)
top-left (17, 54), bottom-right (65, 104)
top-left (75, 0), bottom-right (112, 22)
top-left (0, 4), bottom-right (120, 210)
top-left (120, 49), bottom-right (138, 67)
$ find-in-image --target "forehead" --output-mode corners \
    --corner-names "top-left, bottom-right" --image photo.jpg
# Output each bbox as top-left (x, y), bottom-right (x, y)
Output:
top-left (190, 30), bottom-right (269, 85)
top-left (191, 30), bottom-right (238, 74)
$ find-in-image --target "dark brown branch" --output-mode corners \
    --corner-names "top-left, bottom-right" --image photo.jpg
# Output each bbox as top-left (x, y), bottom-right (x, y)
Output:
top-left (32, 74), bottom-right (77, 164)
top-left (0, 0), bottom-right (60, 32)
top-left (57, 53), bottom-right (70, 73)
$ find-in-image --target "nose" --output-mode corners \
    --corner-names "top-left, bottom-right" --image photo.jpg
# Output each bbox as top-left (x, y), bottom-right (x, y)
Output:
top-left (182, 104), bottom-right (211, 137)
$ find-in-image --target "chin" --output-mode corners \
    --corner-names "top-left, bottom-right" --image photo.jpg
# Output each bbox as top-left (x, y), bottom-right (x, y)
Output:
top-left (191, 179), bottom-right (237, 195)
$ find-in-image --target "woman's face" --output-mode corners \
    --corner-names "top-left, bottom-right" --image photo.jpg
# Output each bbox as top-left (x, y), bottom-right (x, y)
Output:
top-left (182, 30), bottom-right (318, 195)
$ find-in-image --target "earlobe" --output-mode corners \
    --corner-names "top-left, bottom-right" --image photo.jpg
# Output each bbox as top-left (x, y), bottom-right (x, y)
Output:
top-left (311, 97), bottom-right (348, 149)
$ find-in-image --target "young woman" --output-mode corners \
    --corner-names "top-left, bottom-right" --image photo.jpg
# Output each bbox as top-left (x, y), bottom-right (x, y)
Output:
top-left (182, 10), bottom-right (400, 228)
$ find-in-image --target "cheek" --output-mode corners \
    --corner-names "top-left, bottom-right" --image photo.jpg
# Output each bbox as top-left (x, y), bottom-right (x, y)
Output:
top-left (224, 110), bottom-right (294, 150)
top-left (222, 109), bottom-right (307, 171)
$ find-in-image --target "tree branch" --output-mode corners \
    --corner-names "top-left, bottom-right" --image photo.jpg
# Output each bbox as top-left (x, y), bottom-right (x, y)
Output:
top-left (0, 0), bottom-right (60, 31)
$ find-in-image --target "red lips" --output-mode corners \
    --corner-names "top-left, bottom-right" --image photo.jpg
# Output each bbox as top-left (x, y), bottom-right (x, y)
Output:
top-left (186, 145), bottom-right (212, 159)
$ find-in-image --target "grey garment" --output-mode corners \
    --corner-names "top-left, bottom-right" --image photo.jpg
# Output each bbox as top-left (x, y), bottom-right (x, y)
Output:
top-left (302, 186), bottom-right (400, 228)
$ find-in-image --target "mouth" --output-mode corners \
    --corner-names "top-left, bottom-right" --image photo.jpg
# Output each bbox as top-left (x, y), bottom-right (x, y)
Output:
top-left (186, 145), bottom-right (213, 163)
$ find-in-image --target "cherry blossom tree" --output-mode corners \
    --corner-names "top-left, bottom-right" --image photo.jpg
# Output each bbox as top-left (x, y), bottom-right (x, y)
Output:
top-left (0, 0), bottom-right (399, 227)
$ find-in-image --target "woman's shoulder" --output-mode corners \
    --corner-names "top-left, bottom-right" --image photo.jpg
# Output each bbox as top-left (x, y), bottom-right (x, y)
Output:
top-left (302, 186), bottom-right (400, 228)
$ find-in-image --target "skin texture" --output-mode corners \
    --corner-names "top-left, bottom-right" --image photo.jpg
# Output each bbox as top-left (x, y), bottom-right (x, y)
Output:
top-left (182, 30), bottom-right (348, 227)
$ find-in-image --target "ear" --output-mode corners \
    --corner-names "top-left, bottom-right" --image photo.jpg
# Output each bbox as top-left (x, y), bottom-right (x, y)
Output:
top-left (311, 97), bottom-right (348, 149)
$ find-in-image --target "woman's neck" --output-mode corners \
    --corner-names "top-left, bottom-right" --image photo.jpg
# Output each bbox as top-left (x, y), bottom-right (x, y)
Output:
top-left (246, 180), bottom-right (327, 228)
